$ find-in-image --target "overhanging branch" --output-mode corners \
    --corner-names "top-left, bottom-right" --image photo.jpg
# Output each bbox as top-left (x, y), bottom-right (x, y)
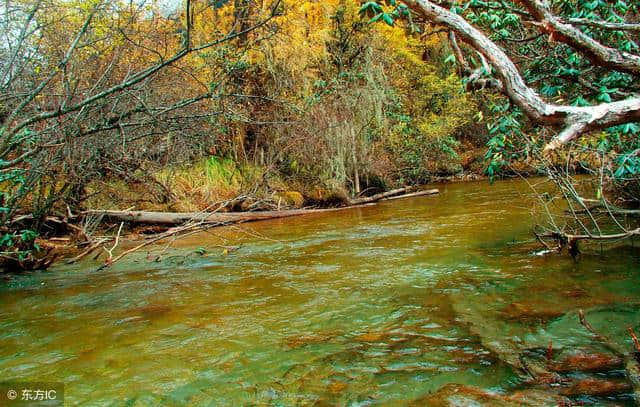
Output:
top-left (519, 0), bottom-right (640, 76)
top-left (404, 0), bottom-right (640, 151)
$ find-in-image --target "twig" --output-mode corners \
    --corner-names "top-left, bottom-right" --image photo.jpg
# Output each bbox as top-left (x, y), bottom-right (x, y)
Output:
top-left (102, 222), bottom-right (124, 265)
top-left (96, 221), bottom-right (225, 271)
top-left (66, 238), bottom-right (109, 264)
top-left (579, 309), bottom-right (624, 356)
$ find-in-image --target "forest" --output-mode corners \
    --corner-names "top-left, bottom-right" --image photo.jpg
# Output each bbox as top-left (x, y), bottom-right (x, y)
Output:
top-left (1, 0), bottom-right (640, 405)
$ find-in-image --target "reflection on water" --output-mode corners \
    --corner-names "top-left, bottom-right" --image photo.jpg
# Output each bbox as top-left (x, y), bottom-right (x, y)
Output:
top-left (0, 178), bottom-right (639, 405)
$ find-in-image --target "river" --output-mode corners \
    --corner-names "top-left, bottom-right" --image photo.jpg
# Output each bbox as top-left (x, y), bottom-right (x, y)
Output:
top-left (1, 178), bottom-right (639, 405)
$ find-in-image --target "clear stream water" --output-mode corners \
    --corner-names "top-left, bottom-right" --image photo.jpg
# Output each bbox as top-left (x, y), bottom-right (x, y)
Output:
top-left (1, 178), bottom-right (639, 405)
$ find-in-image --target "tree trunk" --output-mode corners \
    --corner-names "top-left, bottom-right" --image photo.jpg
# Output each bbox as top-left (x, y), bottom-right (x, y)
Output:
top-left (352, 133), bottom-right (360, 196)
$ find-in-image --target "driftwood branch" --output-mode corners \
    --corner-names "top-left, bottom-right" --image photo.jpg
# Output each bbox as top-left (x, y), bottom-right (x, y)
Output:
top-left (348, 187), bottom-right (415, 205)
top-left (380, 189), bottom-right (440, 201)
top-left (544, 227), bottom-right (640, 242)
top-left (87, 188), bottom-right (440, 225)
top-left (66, 238), bottom-right (109, 264)
top-left (83, 188), bottom-right (439, 269)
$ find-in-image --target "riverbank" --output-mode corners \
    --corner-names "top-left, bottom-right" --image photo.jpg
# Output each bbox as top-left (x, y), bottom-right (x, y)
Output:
top-left (8, 185), bottom-right (445, 272)
top-left (3, 156), bottom-right (544, 273)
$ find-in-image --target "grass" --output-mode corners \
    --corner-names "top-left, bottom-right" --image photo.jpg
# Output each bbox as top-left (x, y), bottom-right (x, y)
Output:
top-left (83, 155), bottom-right (351, 212)
top-left (85, 156), bottom-right (266, 212)
top-left (157, 156), bottom-right (266, 211)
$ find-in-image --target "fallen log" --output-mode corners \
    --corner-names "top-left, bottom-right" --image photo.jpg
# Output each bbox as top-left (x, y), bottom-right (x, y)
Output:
top-left (85, 204), bottom-right (375, 226)
top-left (380, 189), bottom-right (439, 201)
top-left (347, 187), bottom-right (415, 205)
top-left (86, 187), bottom-right (440, 226)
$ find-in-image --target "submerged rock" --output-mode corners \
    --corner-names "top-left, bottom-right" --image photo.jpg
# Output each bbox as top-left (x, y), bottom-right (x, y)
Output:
top-left (559, 378), bottom-right (632, 397)
top-left (550, 351), bottom-right (624, 373)
top-left (500, 301), bottom-right (565, 325)
top-left (410, 384), bottom-right (570, 406)
top-left (356, 331), bottom-right (386, 342)
top-left (284, 332), bottom-right (337, 349)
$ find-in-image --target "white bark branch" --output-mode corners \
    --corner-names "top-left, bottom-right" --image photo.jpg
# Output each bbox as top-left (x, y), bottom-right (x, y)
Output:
top-left (520, 0), bottom-right (640, 76)
top-left (568, 18), bottom-right (640, 32)
top-left (404, 0), bottom-right (640, 151)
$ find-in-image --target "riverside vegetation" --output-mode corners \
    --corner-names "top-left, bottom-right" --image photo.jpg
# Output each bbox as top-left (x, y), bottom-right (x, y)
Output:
top-left (1, 0), bottom-right (487, 269)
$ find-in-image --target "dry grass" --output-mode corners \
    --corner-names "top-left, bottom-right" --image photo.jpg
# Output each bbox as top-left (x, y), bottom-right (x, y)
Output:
top-left (85, 156), bottom-right (266, 212)
top-left (82, 156), bottom-right (325, 212)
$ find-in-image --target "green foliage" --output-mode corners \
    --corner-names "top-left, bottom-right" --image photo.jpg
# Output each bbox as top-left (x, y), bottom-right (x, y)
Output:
top-left (0, 229), bottom-right (41, 263)
top-left (403, 0), bottom-right (640, 185)
top-left (484, 102), bottom-right (522, 179)
top-left (359, 0), bottom-right (413, 29)
top-left (597, 123), bottom-right (640, 181)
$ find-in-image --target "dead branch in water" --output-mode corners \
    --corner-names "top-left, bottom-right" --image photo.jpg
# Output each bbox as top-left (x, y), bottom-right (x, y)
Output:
top-left (91, 202), bottom-right (385, 270)
top-left (86, 204), bottom-right (374, 226)
top-left (74, 187), bottom-right (440, 270)
top-left (66, 238), bottom-right (110, 264)
top-left (96, 221), bottom-right (223, 271)
top-left (541, 228), bottom-right (640, 243)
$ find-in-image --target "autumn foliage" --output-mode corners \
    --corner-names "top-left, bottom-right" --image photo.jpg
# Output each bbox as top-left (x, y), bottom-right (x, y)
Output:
top-left (0, 0), bottom-right (482, 266)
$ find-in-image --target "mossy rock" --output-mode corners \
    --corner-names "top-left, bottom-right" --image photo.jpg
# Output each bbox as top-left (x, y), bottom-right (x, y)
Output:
top-left (278, 191), bottom-right (304, 208)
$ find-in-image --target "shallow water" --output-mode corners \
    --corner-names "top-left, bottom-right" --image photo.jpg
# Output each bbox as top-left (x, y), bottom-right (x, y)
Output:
top-left (1, 178), bottom-right (639, 405)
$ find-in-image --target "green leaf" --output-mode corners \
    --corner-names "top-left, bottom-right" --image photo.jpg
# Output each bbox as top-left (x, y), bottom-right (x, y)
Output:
top-left (368, 13), bottom-right (383, 23)
top-left (572, 96), bottom-right (591, 107)
top-left (597, 92), bottom-right (612, 103)
top-left (621, 123), bottom-right (639, 134)
top-left (359, 1), bottom-right (382, 15)
top-left (382, 12), bottom-right (394, 26)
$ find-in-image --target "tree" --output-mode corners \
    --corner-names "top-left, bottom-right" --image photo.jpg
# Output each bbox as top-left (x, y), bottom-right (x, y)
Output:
top-left (362, 0), bottom-right (640, 251)
top-left (0, 0), bottom-right (282, 267)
